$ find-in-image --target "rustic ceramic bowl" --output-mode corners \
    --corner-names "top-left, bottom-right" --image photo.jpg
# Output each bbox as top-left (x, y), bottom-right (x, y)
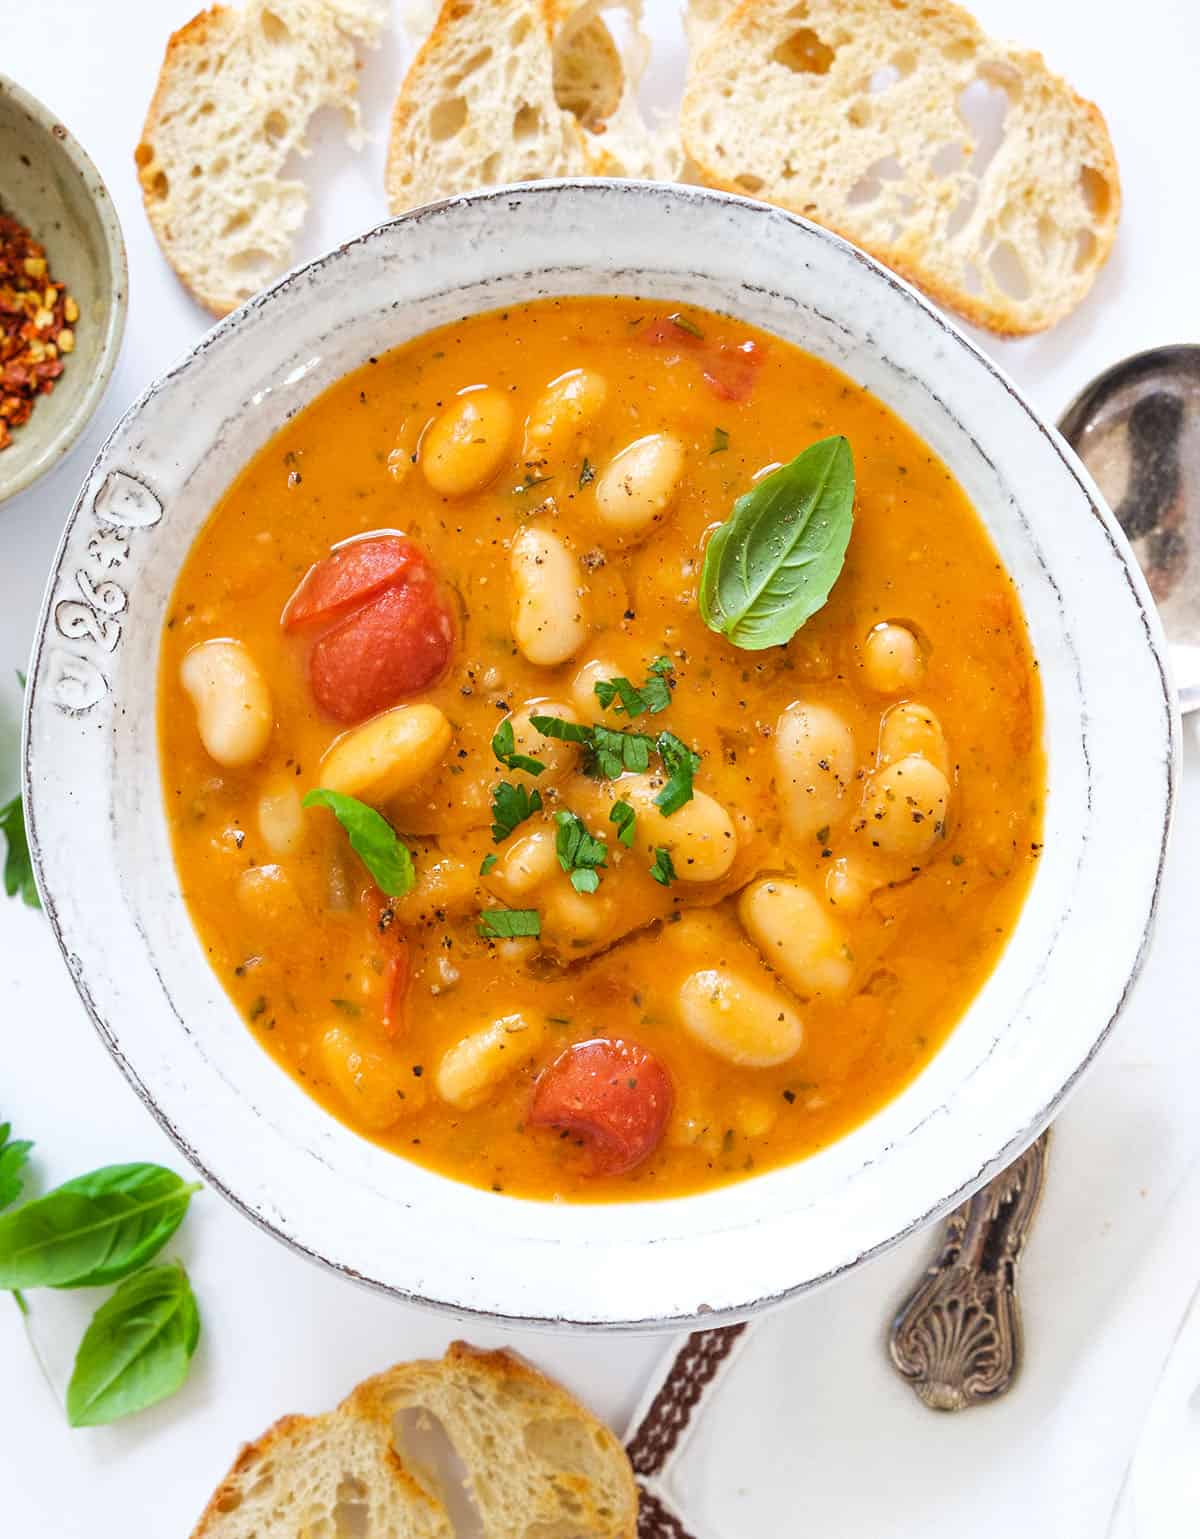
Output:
top-left (0, 73), bottom-right (127, 504)
top-left (24, 183), bottom-right (1176, 1328)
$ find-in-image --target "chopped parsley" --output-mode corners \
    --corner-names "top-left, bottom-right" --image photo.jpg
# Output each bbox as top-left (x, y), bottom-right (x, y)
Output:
top-left (514, 474), bottom-right (553, 494)
top-left (478, 908), bottom-right (541, 939)
top-left (593, 657), bottom-right (674, 719)
top-left (579, 458), bottom-right (595, 488)
top-left (609, 800), bottom-right (637, 847)
top-left (654, 732), bottom-right (702, 816)
top-left (710, 427), bottom-right (730, 455)
top-left (554, 810), bottom-right (608, 894)
top-left (528, 715), bottom-right (590, 744)
top-left (649, 847), bottom-right (676, 886)
top-left (490, 781), bottom-right (542, 843)
top-left (589, 725), bottom-right (655, 778)
top-left (491, 718), bottom-right (545, 776)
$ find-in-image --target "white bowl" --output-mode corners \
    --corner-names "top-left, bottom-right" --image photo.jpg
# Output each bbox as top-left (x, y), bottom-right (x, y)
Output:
top-left (24, 182), bottom-right (1177, 1329)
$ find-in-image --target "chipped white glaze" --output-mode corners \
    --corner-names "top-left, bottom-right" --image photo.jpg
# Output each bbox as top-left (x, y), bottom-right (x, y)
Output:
top-left (23, 183), bottom-right (1177, 1329)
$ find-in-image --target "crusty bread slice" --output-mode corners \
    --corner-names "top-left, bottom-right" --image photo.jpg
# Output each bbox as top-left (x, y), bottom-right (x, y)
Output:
top-left (385, 0), bottom-right (674, 214)
top-left (136, 0), bottom-right (387, 317)
top-left (190, 1406), bottom-right (454, 1539)
top-left (191, 1343), bottom-right (638, 1539)
top-left (680, 0), bottom-right (1121, 334)
top-left (353, 1343), bottom-right (639, 1539)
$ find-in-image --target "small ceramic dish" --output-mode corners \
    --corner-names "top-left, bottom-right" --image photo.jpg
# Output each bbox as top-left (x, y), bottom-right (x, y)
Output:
top-left (0, 73), bottom-right (127, 504)
top-left (23, 182), bottom-right (1177, 1329)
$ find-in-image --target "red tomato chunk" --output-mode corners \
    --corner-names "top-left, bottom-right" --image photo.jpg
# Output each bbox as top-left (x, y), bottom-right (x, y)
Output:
top-left (282, 535), bottom-right (430, 630)
top-left (309, 579), bottom-right (454, 724)
top-left (530, 1038), bottom-right (674, 1175)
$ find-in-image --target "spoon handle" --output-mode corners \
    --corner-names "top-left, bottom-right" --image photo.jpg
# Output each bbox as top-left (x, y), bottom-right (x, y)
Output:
top-left (888, 1129), bottom-right (1050, 1410)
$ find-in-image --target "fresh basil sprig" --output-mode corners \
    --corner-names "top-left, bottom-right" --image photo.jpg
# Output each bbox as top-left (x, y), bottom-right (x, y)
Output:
top-left (0, 1163), bottom-right (200, 1291)
top-left (699, 435), bottom-right (855, 649)
top-left (303, 788), bottom-right (415, 897)
top-left (66, 1263), bottom-right (201, 1427)
top-left (0, 1122), bottom-right (33, 1212)
top-left (0, 793), bottom-right (37, 909)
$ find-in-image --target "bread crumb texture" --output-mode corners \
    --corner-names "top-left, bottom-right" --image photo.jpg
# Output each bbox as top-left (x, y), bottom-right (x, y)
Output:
top-left (135, 0), bottom-right (388, 316)
top-left (680, 0), bottom-right (1121, 334)
top-left (190, 1342), bottom-right (638, 1539)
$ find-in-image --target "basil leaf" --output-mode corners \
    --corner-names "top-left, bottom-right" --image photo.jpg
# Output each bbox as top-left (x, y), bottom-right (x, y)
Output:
top-left (490, 781), bottom-right (542, 843)
top-left (609, 800), bottom-right (636, 847)
top-left (0, 1123), bottom-right (33, 1212)
top-left (0, 793), bottom-right (38, 909)
top-left (479, 853), bottom-right (498, 875)
top-left (66, 1263), bottom-right (200, 1427)
top-left (699, 435), bottom-right (855, 650)
top-left (478, 908), bottom-right (541, 939)
top-left (650, 847), bottom-right (676, 886)
top-left (654, 732), bottom-right (701, 816)
top-left (555, 811), bottom-right (607, 892)
top-left (303, 789), bottom-right (414, 897)
top-left (491, 720), bottom-right (545, 777)
top-left (0, 1164), bottom-right (200, 1290)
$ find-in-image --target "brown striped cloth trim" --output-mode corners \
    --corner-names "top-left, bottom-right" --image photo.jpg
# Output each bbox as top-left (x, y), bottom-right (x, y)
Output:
top-left (626, 1325), bottom-right (747, 1538)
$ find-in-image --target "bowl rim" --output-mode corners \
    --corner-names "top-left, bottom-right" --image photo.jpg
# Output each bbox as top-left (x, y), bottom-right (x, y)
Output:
top-left (23, 178), bottom-right (1179, 1328)
top-left (0, 71), bottom-right (128, 505)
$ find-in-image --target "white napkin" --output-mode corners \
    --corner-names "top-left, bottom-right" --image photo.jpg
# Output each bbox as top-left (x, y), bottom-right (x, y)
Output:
top-left (628, 1076), bottom-right (1200, 1539)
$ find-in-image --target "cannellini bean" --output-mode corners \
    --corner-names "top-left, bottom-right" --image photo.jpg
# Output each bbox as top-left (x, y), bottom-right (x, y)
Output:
top-left (180, 639), bottom-right (272, 768)
top-left (320, 704), bottom-right (452, 805)
top-left (677, 967), bottom-right (804, 1068)
top-left (738, 878), bottom-right (853, 999)
top-left (490, 825), bottom-right (558, 900)
top-left (391, 854), bottom-right (479, 924)
top-left (878, 701), bottom-right (949, 774)
top-left (622, 772), bottom-right (737, 883)
top-left (257, 780), bottom-right (305, 857)
top-left (593, 434), bottom-right (684, 537)
top-left (863, 622), bottom-right (925, 694)
top-left (774, 701), bottom-right (856, 844)
top-left (436, 1012), bottom-right (546, 1109)
top-left (522, 368), bottom-right (609, 462)
top-left (319, 1023), bottom-right (425, 1130)
top-left (543, 882), bottom-right (616, 947)
top-left (568, 656), bottom-right (622, 718)
top-left (510, 525), bottom-right (589, 666)
top-left (421, 387), bottom-right (514, 496)
top-left (236, 863), bottom-right (304, 924)
top-left (861, 754), bottom-right (951, 860)
top-left (825, 856), bottom-right (872, 915)
top-left (497, 699), bottom-right (581, 784)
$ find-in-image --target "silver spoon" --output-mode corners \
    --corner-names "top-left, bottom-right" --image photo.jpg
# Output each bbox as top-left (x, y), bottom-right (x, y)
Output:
top-left (890, 346), bottom-right (1200, 1409)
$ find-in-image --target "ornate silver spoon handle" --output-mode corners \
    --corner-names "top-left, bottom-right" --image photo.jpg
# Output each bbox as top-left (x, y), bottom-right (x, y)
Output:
top-left (888, 1130), bottom-right (1049, 1410)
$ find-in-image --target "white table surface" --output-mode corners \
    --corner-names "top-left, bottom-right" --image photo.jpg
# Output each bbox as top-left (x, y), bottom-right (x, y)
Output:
top-left (3, 1), bottom-right (1199, 1532)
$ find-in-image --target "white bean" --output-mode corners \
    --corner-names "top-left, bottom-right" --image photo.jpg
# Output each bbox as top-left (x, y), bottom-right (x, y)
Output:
top-left (436, 1013), bottom-right (545, 1109)
top-left (180, 639), bottom-right (273, 768)
top-left (623, 771), bottom-right (737, 883)
top-left (568, 656), bottom-right (622, 718)
top-left (522, 368), bottom-right (608, 463)
top-left (236, 863), bottom-right (304, 925)
top-left (863, 622), bottom-right (925, 694)
top-left (320, 703), bottom-right (452, 805)
top-left (421, 387), bottom-right (514, 496)
top-left (319, 1023), bottom-right (425, 1130)
top-left (542, 882), bottom-right (616, 947)
top-left (774, 701), bottom-right (856, 844)
top-left (510, 525), bottom-right (590, 666)
top-left (738, 878), bottom-right (853, 998)
top-left (878, 701), bottom-right (949, 774)
top-left (257, 779), bottom-right (305, 857)
top-left (824, 856), bottom-right (872, 915)
top-left (677, 967), bottom-right (804, 1068)
top-left (861, 754), bottom-right (951, 860)
top-left (497, 699), bottom-right (581, 784)
top-left (593, 434), bottom-right (685, 537)
top-left (490, 825), bottom-right (558, 900)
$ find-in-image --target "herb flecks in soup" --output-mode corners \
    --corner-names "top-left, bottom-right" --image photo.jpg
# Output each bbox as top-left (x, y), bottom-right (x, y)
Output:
top-left (158, 297), bottom-right (1043, 1201)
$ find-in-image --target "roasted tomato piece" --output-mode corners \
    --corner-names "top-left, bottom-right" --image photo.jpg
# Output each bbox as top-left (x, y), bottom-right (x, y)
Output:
top-left (309, 579), bottom-right (454, 723)
top-left (282, 535), bottom-right (430, 630)
top-left (702, 339), bottom-right (765, 403)
top-left (529, 1038), bottom-right (673, 1175)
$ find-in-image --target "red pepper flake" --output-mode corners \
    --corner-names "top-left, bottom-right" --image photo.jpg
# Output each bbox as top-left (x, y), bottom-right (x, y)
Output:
top-left (0, 206), bottom-right (80, 451)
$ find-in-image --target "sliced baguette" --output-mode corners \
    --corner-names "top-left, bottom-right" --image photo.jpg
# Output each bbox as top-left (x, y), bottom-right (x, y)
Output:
top-left (352, 1342), bottom-right (639, 1539)
top-left (136, 0), bottom-right (387, 317)
top-left (190, 1342), bottom-right (638, 1539)
top-left (680, 0), bottom-right (1120, 334)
